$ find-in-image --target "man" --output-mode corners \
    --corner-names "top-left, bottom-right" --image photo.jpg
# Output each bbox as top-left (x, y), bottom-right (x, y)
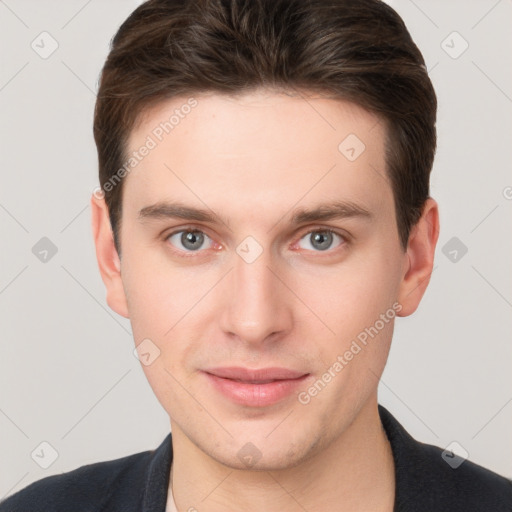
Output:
top-left (1, 0), bottom-right (510, 511)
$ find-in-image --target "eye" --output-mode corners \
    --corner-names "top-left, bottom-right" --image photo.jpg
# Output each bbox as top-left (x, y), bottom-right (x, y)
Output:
top-left (297, 229), bottom-right (345, 252)
top-left (166, 229), bottom-right (214, 252)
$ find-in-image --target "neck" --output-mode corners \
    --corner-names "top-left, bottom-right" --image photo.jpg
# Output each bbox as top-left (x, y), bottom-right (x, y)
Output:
top-left (168, 399), bottom-right (395, 512)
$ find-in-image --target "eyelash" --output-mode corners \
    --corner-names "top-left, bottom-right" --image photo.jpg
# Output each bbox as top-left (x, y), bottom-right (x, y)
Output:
top-left (163, 225), bottom-right (349, 257)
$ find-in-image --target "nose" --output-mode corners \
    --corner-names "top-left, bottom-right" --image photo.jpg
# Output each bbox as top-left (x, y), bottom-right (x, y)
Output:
top-left (218, 246), bottom-right (293, 347)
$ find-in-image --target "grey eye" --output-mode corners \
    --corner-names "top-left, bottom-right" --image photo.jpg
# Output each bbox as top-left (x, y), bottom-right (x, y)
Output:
top-left (168, 230), bottom-right (212, 251)
top-left (298, 230), bottom-right (343, 251)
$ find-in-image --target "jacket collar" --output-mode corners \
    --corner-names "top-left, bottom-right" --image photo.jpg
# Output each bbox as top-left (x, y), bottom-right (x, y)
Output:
top-left (378, 404), bottom-right (435, 512)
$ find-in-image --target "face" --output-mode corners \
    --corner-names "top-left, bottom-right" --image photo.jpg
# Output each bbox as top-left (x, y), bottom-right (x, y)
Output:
top-left (92, 89), bottom-right (436, 470)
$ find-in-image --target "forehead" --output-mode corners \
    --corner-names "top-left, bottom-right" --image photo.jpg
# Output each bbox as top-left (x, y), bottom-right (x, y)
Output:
top-left (123, 90), bottom-right (392, 223)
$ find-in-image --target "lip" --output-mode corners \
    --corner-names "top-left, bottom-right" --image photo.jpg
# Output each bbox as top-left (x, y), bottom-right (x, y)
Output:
top-left (203, 366), bottom-right (310, 407)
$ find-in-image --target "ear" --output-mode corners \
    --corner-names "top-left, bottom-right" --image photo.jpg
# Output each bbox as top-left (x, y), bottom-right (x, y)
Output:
top-left (90, 193), bottom-right (129, 318)
top-left (397, 198), bottom-right (439, 317)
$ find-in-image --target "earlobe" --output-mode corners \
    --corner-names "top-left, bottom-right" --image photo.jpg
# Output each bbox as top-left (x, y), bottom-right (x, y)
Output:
top-left (90, 194), bottom-right (129, 319)
top-left (397, 198), bottom-right (439, 317)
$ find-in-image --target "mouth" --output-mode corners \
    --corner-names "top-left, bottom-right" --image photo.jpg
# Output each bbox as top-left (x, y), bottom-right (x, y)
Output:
top-left (230, 378), bottom-right (284, 384)
top-left (203, 367), bottom-right (311, 407)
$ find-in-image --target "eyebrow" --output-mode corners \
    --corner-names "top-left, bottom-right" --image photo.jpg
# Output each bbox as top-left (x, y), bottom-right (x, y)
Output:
top-left (138, 200), bottom-right (373, 226)
top-left (138, 202), bottom-right (219, 223)
top-left (290, 201), bottom-right (372, 224)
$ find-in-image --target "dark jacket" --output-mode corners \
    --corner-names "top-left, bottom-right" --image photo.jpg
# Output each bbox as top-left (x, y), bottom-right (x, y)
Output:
top-left (1, 405), bottom-right (511, 511)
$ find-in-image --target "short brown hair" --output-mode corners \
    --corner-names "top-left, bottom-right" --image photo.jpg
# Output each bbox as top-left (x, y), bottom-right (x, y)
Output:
top-left (93, 0), bottom-right (436, 254)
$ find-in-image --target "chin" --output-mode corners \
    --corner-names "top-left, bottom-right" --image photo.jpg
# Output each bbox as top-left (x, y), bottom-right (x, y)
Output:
top-left (200, 430), bottom-right (318, 473)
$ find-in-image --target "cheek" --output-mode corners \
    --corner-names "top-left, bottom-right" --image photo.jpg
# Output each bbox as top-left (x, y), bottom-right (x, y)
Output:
top-left (122, 254), bottom-right (220, 374)
top-left (121, 251), bottom-right (194, 335)
top-left (125, 263), bottom-right (203, 412)
top-left (305, 253), bottom-right (399, 340)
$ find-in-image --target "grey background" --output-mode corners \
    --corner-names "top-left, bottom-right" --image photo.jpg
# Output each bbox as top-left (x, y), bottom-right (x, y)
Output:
top-left (1, 0), bottom-right (511, 499)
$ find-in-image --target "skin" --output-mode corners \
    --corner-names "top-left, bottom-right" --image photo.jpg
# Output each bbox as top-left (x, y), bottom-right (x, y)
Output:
top-left (91, 89), bottom-right (439, 512)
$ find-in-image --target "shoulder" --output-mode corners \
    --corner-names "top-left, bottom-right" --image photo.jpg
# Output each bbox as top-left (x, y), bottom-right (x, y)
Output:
top-left (378, 405), bottom-right (512, 512)
top-left (0, 452), bottom-right (151, 512)
top-left (409, 438), bottom-right (512, 511)
top-left (0, 434), bottom-right (172, 512)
